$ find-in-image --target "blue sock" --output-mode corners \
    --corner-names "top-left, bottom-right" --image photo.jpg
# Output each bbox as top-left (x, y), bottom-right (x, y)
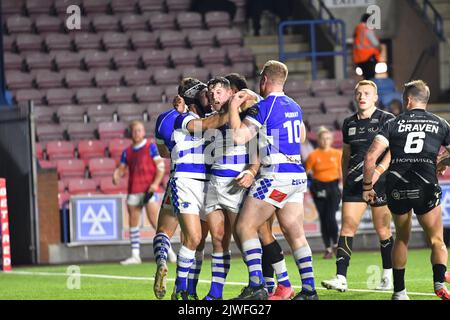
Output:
top-left (242, 239), bottom-right (265, 287)
top-left (208, 251), bottom-right (231, 298)
top-left (175, 246), bottom-right (195, 292)
top-left (153, 232), bottom-right (171, 265)
top-left (187, 250), bottom-right (203, 295)
top-left (294, 245), bottom-right (316, 293)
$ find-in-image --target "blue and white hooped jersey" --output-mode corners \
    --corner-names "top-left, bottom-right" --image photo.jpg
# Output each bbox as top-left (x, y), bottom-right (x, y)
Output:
top-left (155, 108), bottom-right (179, 174)
top-left (245, 92), bottom-right (306, 179)
top-left (172, 112), bottom-right (211, 180)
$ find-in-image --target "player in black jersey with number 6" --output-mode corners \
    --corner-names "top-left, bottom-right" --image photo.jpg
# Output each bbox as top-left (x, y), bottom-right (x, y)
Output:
top-left (321, 80), bottom-right (395, 292)
top-left (363, 80), bottom-right (450, 300)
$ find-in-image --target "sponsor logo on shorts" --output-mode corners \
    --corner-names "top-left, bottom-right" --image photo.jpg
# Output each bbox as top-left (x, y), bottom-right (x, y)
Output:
top-left (292, 179), bottom-right (307, 185)
top-left (269, 189), bottom-right (287, 203)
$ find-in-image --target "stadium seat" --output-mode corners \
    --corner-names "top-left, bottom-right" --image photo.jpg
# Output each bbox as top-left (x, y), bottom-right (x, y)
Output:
top-left (143, 121), bottom-right (157, 137)
top-left (129, 31), bottom-right (158, 50)
top-left (135, 86), bottom-right (164, 103)
top-left (3, 35), bottom-right (15, 53)
top-left (147, 103), bottom-right (169, 117)
top-left (36, 124), bottom-right (65, 142)
top-left (58, 191), bottom-right (70, 209)
top-left (232, 63), bottom-right (255, 78)
top-left (89, 158), bottom-right (117, 183)
top-left (39, 159), bottom-right (57, 169)
top-left (83, 51), bottom-right (113, 70)
top-left (148, 12), bottom-right (177, 30)
top-left (92, 15), bottom-right (121, 32)
top-left (34, 15), bottom-right (63, 34)
top-left (108, 138), bottom-right (132, 164)
top-left (34, 106), bottom-right (56, 123)
top-left (176, 12), bottom-right (203, 29)
top-left (54, 52), bottom-right (83, 70)
top-left (335, 112), bottom-right (350, 129)
top-left (159, 30), bottom-right (187, 49)
top-left (199, 48), bottom-right (227, 65)
top-left (2, 0), bottom-right (25, 16)
top-left (45, 33), bottom-right (73, 52)
top-left (102, 32), bottom-right (130, 50)
top-left (170, 48), bottom-right (198, 66)
top-left (117, 104), bottom-right (147, 122)
top-left (216, 28), bottom-right (243, 47)
top-left (57, 105), bottom-right (87, 123)
top-left (323, 96), bottom-right (353, 113)
top-left (86, 104), bottom-right (117, 123)
top-left (35, 71), bottom-right (64, 89)
top-left (64, 70), bottom-right (94, 88)
top-left (78, 139), bottom-right (107, 163)
top-left (180, 67), bottom-right (210, 83)
top-left (187, 29), bottom-right (215, 48)
top-left (25, 0), bottom-right (53, 16)
top-left (46, 88), bottom-right (75, 105)
top-left (55, 0), bottom-right (81, 15)
top-left (95, 70), bottom-right (123, 87)
top-left (35, 142), bottom-right (44, 160)
top-left (166, 0), bottom-right (191, 12)
top-left (331, 130), bottom-right (344, 148)
top-left (141, 49), bottom-right (170, 67)
top-left (76, 88), bottom-right (105, 104)
top-left (306, 113), bottom-right (337, 130)
top-left (46, 140), bottom-right (76, 161)
top-left (297, 97), bottom-right (323, 114)
top-left (4, 53), bottom-right (24, 71)
top-left (163, 84), bottom-right (178, 100)
top-left (227, 46), bottom-right (254, 64)
top-left (67, 178), bottom-right (98, 195)
top-left (74, 33), bottom-right (102, 51)
top-left (15, 34), bottom-right (44, 52)
top-left (67, 122), bottom-right (98, 141)
top-left (6, 71), bottom-right (34, 90)
top-left (82, 0), bottom-right (111, 14)
top-left (100, 176), bottom-right (128, 194)
top-left (120, 14), bottom-right (148, 31)
top-left (25, 52), bottom-right (53, 70)
top-left (340, 78), bottom-right (357, 95)
top-left (284, 79), bottom-right (310, 97)
top-left (205, 11), bottom-right (231, 29)
top-left (113, 50), bottom-right (141, 69)
top-left (6, 15), bottom-right (33, 34)
top-left (15, 89), bottom-right (45, 105)
top-left (105, 87), bottom-right (135, 103)
top-left (138, 0), bottom-right (165, 13)
top-left (98, 122), bottom-right (127, 140)
top-left (123, 69), bottom-right (152, 86)
top-left (111, 0), bottom-right (138, 14)
top-left (311, 79), bottom-right (339, 97)
top-left (152, 68), bottom-right (181, 85)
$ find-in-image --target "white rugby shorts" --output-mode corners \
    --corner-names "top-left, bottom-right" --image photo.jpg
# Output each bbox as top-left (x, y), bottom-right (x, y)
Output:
top-left (205, 175), bottom-right (248, 214)
top-left (169, 177), bottom-right (207, 220)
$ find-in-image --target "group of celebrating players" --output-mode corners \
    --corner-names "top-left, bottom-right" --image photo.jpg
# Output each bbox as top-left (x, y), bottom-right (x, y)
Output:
top-left (149, 59), bottom-right (450, 300)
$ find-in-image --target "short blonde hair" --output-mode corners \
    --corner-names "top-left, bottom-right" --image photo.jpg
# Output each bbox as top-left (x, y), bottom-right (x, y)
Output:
top-left (403, 80), bottom-right (430, 104)
top-left (261, 60), bottom-right (289, 84)
top-left (316, 126), bottom-right (331, 138)
top-left (129, 120), bottom-right (145, 131)
top-left (355, 80), bottom-right (378, 93)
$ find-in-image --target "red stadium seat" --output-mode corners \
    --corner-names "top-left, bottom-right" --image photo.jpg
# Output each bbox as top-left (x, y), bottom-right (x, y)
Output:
top-left (5, 71), bottom-right (34, 90)
top-left (78, 140), bottom-right (107, 163)
top-left (3, 35), bottom-right (15, 53)
top-left (35, 71), bottom-right (64, 89)
top-left (187, 29), bottom-right (215, 48)
top-left (25, 0), bottom-right (53, 16)
top-left (6, 15), bottom-right (32, 34)
top-left (76, 88), bottom-right (105, 104)
top-left (148, 12), bottom-right (177, 30)
top-left (113, 50), bottom-right (141, 69)
top-left (136, 86), bottom-right (164, 103)
top-left (58, 191), bottom-right (71, 209)
top-left (215, 28), bottom-right (243, 47)
top-left (108, 138), bottom-right (132, 164)
top-left (123, 69), bottom-right (152, 86)
top-left (311, 79), bottom-right (339, 97)
top-left (15, 34), bottom-right (44, 52)
top-left (152, 68), bottom-right (181, 85)
top-left (89, 158), bottom-right (117, 183)
top-left (284, 79), bottom-right (310, 97)
top-left (54, 52), bottom-right (83, 70)
top-left (74, 33), bottom-right (102, 51)
top-left (95, 70), bottom-right (123, 87)
top-left (4, 53), bottom-right (24, 71)
top-left (100, 177), bottom-right (128, 194)
top-left (323, 96), bottom-right (353, 113)
top-left (58, 180), bottom-right (66, 193)
top-left (170, 48), bottom-right (198, 67)
top-left (205, 11), bottom-right (231, 29)
top-left (2, 0), bottom-right (25, 16)
top-left (117, 104), bottom-right (147, 122)
top-left (141, 49), bottom-right (170, 68)
top-left (34, 106), bottom-right (56, 123)
top-left (102, 32), bottom-right (130, 51)
top-left (56, 159), bottom-right (86, 179)
top-left (15, 89), bottom-right (45, 105)
top-left (57, 105), bottom-right (87, 123)
top-left (83, 51), bottom-right (113, 70)
top-left (199, 48), bottom-right (227, 65)
top-left (46, 140), bottom-right (76, 161)
top-left (306, 113), bottom-right (337, 131)
top-left (297, 97), bottom-right (323, 114)
top-left (340, 78), bottom-right (357, 95)
top-left (67, 178), bottom-right (98, 195)
top-left (25, 52), bottom-right (53, 70)
top-left (55, 0), bottom-right (82, 15)
top-left (227, 46), bottom-right (254, 64)
top-left (129, 31), bottom-right (158, 50)
top-left (105, 87), bottom-right (135, 103)
top-left (64, 70), bottom-right (94, 88)
top-left (138, 0), bottom-right (165, 13)
top-left (98, 122), bottom-right (127, 140)
top-left (147, 103), bottom-right (169, 118)
top-left (92, 15), bottom-right (121, 32)
top-left (86, 104), bottom-right (117, 123)
top-left (45, 33), bottom-right (73, 52)
top-left (39, 160), bottom-right (57, 169)
top-left (111, 0), bottom-right (138, 14)
top-left (121, 14), bottom-right (148, 31)
top-left (163, 84), bottom-right (178, 100)
top-left (82, 0), bottom-right (110, 14)
top-left (180, 67), bottom-right (210, 83)
top-left (36, 124), bottom-right (65, 142)
top-left (46, 88), bottom-right (75, 105)
top-left (67, 122), bottom-right (98, 141)
top-left (34, 15), bottom-right (63, 34)
top-left (36, 142), bottom-right (44, 160)
top-left (159, 30), bottom-right (187, 49)
top-left (166, 0), bottom-right (191, 12)
top-left (176, 12), bottom-right (203, 29)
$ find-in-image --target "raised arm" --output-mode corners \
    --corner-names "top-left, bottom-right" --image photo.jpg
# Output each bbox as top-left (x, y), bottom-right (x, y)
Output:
top-left (185, 112), bottom-right (229, 133)
top-left (228, 92), bottom-right (259, 145)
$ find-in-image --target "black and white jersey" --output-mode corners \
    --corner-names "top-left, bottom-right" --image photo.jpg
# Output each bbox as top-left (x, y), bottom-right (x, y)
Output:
top-left (342, 109), bottom-right (395, 185)
top-left (376, 108), bottom-right (450, 184)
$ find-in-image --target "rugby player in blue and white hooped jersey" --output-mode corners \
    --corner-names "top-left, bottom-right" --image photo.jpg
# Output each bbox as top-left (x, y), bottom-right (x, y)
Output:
top-left (229, 60), bottom-right (318, 300)
top-left (170, 79), bottom-right (230, 300)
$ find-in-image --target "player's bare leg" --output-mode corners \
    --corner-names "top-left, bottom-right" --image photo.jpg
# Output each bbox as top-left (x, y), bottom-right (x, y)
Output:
top-left (121, 205), bottom-right (143, 265)
top-left (417, 205), bottom-right (450, 300)
top-left (371, 205), bottom-right (394, 290)
top-left (322, 202), bottom-right (367, 291)
top-left (275, 201), bottom-right (318, 300)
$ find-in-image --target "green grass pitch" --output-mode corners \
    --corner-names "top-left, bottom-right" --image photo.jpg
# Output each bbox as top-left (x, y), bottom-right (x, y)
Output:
top-left (0, 248), bottom-right (443, 300)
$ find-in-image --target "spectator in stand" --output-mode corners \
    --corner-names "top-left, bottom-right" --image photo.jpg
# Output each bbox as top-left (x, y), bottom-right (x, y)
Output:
top-left (247, 0), bottom-right (294, 36)
top-left (113, 120), bottom-right (168, 265)
top-left (305, 127), bottom-right (342, 259)
top-left (191, 0), bottom-right (237, 20)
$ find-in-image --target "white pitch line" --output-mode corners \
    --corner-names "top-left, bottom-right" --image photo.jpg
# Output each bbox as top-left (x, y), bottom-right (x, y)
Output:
top-left (6, 270), bottom-right (436, 297)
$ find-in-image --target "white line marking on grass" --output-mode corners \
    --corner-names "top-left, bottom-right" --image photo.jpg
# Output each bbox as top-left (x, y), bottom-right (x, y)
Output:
top-left (8, 271), bottom-right (436, 297)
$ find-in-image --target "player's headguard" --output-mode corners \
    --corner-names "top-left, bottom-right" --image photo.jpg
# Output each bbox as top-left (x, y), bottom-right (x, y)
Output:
top-left (178, 77), bottom-right (208, 115)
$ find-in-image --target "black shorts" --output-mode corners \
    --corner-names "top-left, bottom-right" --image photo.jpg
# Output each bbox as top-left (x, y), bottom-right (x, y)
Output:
top-left (385, 174), bottom-right (442, 215)
top-left (342, 174), bottom-right (387, 207)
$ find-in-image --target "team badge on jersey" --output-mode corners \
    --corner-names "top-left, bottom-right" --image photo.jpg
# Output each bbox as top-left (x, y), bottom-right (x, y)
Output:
top-left (348, 127), bottom-right (356, 136)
